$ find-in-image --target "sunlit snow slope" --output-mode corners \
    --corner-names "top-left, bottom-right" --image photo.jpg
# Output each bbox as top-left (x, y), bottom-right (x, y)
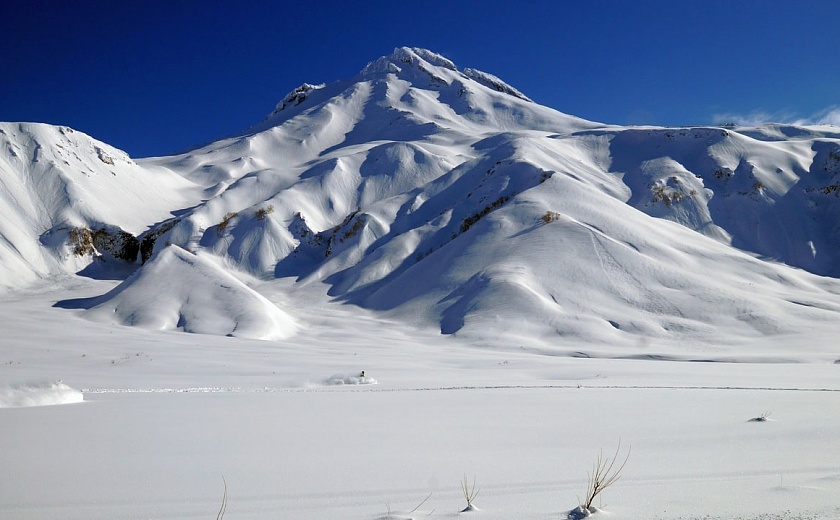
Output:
top-left (4, 47), bottom-right (840, 347)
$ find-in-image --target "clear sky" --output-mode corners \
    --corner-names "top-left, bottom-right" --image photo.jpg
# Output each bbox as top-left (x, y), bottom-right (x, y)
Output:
top-left (3, 0), bottom-right (838, 158)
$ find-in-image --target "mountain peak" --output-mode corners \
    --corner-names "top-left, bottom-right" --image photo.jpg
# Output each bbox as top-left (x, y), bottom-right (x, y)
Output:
top-left (358, 47), bottom-right (531, 101)
top-left (359, 47), bottom-right (457, 77)
top-left (260, 47), bottom-right (535, 127)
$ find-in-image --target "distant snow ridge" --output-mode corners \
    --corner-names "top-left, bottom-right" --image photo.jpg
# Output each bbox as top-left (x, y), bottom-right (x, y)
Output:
top-left (0, 381), bottom-right (83, 408)
top-left (82, 245), bottom-right (297, 340)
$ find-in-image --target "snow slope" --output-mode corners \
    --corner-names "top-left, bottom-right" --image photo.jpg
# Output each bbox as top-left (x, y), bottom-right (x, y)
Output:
top-left (3, 46), bottom-right (840, 349)
top-left (0, 122), bottom-right (202, 290)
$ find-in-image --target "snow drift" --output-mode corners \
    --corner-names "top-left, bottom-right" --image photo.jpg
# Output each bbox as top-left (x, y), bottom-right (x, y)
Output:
top-left (0, 381), bottom-right (83, 408)
top-left (76, 245), bottom-right (297, 340)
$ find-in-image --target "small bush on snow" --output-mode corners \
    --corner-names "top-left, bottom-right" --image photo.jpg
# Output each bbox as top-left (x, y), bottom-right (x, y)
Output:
top-left (216, 212), bottom-right (238, 236)
top-left (541, 211), bottom-right (561, 223)
top-left (571, 441), bottom-right (630, 518)
top-left (255, 205), bottom-right (274, 220)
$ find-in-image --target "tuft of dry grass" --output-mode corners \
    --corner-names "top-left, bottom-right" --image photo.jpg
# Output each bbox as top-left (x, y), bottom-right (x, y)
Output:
top-left (217, 212), bottom-right (238, 236)
top-left (579, 441), bottom-right (630, 512)
top-left (256, 205), bottom-right (274, 220)
top-left (540, 210), bottom-right (561, 223)
top-left (216, 476), bottom-right (227, 520)
top-left (460, 474), bottom-right (480, 512)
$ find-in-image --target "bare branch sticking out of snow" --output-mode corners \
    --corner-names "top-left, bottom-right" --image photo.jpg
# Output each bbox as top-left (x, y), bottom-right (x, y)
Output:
top-left (748, 411), bottom-right (773, 422)
top-left (572, 441), bottom-right (631, 518)
top-left (460, 474), bottom-right (480, 512)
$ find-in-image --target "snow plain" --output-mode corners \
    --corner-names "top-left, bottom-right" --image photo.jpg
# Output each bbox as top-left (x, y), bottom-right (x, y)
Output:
top-left (2, 277), bottom-right (839, 520)
top-left (2, 47), bottom-right (840, 519)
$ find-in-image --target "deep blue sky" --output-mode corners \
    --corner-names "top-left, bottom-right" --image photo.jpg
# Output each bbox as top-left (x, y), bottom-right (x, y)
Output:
top-left (3, 0), bottom-right (838, 158)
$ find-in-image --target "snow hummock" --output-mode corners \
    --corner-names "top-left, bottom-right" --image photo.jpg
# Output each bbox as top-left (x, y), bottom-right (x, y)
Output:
top-left (74, 245), bottom-right (297, 340)
top-left (323, 372), bottom-right (378, 386)
top-left (0, 381), bottom-right (83, 408)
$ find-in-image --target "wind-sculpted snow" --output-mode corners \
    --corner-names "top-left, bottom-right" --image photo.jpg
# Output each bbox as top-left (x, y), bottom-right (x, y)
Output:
top-left (0, 381), bottom-right (83, 408)
top-left (65, 245), bottom-right (297, 340)
top-left (5, 48), bottom-right (840, 346)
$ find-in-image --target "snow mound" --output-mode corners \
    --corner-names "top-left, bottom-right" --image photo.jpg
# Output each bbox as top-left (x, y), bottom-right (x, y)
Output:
top-left (324, 373), bottom-right (378, 386)
top-left (568, 505), bottom-right (604, 519)
top-left (0, 381), bottom-right (83, 408)
top-left (80, 245), bottom-right (297, 340)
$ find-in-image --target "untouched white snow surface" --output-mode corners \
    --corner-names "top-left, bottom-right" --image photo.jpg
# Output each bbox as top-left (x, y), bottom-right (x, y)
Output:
top-left (2, 47), bottom-right (840, 519)
top-left (1, 281), bottom-right (839, 520)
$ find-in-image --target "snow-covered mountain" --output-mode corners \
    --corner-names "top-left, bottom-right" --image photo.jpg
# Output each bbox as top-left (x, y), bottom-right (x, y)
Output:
top-left (5, 47), bottom-right (840, 348)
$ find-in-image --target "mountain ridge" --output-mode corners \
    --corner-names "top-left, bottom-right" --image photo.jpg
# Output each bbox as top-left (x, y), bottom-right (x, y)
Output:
top-left (4, 47), bottom-right (840, 348)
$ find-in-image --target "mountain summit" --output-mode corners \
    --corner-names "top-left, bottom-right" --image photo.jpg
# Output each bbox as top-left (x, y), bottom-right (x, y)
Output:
top-left (4, 48), bottom-right (840, 348)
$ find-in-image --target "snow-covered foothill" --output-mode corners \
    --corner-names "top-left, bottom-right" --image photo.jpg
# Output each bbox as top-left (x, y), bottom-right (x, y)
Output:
top-left (71, 245), bottom-right (297, 340)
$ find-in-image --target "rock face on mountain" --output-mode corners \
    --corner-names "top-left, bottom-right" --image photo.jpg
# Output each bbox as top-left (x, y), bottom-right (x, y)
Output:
top-left (5, 47), bottom-right (840, 345)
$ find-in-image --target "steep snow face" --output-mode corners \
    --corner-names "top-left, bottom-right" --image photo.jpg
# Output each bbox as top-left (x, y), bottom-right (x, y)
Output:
top-left (136, 47), bottom-right (600, 280)
top-left (595, 125), bottom-right (840, 276)
top-left (72, 245), bottom-right (297, 340)
top-left (285, 134), bottom-right (840, 346)
top-left (0, 123), bottom-right (202, 290)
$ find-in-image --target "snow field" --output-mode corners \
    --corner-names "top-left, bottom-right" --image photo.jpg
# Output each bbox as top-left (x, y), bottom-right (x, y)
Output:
top-left (2, 283), bottom-right (840, 520)
top-left (1, 379), bottom-right (838, 519)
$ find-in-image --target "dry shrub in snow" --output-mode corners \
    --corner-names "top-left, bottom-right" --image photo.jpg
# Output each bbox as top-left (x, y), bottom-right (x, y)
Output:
top-left (748, 411), bottom-right (772, 422)
top-left (541, 210), bottom-right (561, 223)
top-left (571, 441), bottom-right (630, 518)
top-left (217, 212), bottom-right (238, 236)
top-left (256, 205), bottom-right (274, 220)
top-left (460, 474), bottom-right (480, 512)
